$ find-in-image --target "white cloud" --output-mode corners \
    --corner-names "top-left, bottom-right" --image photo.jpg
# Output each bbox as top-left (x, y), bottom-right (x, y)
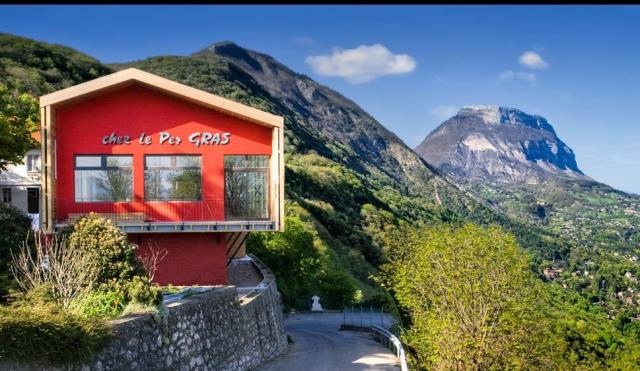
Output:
top-left (519, 51), bottom-right (549, 69)
top-left (498, 70), bottom-right (537, 82)
top-left (430, 105), bottom-right (459, 120)
top-left (305, 44), bottom-right (417, 83)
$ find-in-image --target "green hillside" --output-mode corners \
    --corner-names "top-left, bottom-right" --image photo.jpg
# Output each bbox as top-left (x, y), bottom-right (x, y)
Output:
top-left (465, 179), bottom-right (640, 312)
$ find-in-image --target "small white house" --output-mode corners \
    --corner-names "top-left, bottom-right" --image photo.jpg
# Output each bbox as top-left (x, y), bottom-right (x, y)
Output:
top-left (0, 148), bottom-right (41, 229)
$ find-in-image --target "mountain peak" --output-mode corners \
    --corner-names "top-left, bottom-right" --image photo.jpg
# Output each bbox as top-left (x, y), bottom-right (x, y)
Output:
top-left (204, 41), bottom-right (241, 53)
top-left (456, 106), bottom-right (556, 134)
top-left (415, 106), bottom-right (586, 184)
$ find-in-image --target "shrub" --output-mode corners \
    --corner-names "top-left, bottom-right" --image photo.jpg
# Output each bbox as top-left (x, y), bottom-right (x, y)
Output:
top-left (16, 283), bottom-right (57, 306)
top-left (0, 203), bottom-right (33, 301)
top-left (0, 304), bottom-right (111, 365)
top-left (67, 213), bottom-right (145, 285)
top-left (10, 232), bottom-right (99, 308)
top-left (127, 276), bottom-right (162, 306)
top-left (69, 289), bottom-right (126, 320)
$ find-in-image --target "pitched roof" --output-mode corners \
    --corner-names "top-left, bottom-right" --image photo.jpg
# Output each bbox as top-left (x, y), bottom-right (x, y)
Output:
top-left (39, 68), bottom-right (283, 128)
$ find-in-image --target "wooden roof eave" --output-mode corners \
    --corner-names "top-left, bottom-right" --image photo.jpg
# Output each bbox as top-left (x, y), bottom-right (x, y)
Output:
top-left (39, 68), bottom-right (284, 129)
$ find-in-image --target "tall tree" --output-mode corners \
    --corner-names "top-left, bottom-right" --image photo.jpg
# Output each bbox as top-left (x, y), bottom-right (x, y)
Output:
top-left (381, 223), bottom-right (562, 370)
top-left (0, 83), bottom-right (38, 171)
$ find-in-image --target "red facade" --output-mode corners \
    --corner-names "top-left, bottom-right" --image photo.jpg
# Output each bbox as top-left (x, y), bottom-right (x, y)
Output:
top-left (131, 233), bottom-right (228, 286)
top-left (47, 81), bottom-right (279, 285)
top-left (55, 84), bottom-right (272, 223)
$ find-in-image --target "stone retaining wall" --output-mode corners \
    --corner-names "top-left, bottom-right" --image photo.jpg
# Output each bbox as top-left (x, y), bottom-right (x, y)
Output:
top-left (4, 281), bottom-right (287, 371)
top-left (93, 282), bottom-right (287, 371)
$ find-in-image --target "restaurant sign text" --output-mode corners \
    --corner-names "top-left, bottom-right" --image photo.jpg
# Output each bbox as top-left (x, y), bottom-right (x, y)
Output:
top-left (101, 131), bottom-right (231, 148)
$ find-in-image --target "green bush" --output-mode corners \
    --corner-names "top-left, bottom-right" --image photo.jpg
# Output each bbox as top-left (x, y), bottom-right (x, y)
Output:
top-left (70, 290), bottom-right (126, 320)
top-left (17, 283), bottom-right (58, 306)
top-left (0, 203), bottom-right (33, 301)
top-left (67, 212), bottom-right (145, 285)
top-left (248, 214), bottom-right (358, 310)
top-left (0, 304), bottom-right (111, 364)
top-left (57, 213), bottom-right (161, 319)
top-left (127, 276), bottom-right (162, 306)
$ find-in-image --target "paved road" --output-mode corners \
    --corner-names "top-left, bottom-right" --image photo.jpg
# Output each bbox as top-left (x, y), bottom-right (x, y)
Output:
top-left (259, 312), bottom-right (401, 371)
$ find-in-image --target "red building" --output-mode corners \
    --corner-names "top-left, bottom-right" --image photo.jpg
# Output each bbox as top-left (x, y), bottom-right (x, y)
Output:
top-left (39, 68), bottom-right (285, 286)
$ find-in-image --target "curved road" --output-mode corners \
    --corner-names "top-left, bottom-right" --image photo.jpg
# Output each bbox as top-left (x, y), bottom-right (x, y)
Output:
top-left (259, 312), bottom-right (401, 371)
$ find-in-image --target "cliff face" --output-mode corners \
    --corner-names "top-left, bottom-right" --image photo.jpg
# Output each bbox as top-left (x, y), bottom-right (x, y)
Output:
top-left (415, 105), bottom-right (588, 184)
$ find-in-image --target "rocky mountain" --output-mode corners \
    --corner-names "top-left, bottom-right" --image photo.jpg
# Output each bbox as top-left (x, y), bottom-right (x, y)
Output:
top-left (416, 104), bottom-right (640, 312)
top-left (415, 105), bottom-right (589, 184)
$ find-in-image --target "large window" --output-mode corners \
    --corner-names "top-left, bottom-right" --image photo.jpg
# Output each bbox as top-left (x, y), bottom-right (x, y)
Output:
top-left (74, 155), bottom-right (133, 202)
top-left (144, 155), bottom-right (202, 201)
top-left (224, 155), bottom-right (269, 220)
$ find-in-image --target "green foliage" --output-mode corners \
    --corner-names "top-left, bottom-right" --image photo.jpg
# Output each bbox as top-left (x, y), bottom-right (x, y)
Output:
top-left (0, 83), bottom-right (38, 171)
top-left (127, 276), bottom-right (162, 306)
top-left (465, 180), bottom-right (640, 316)
top-left (544, 284), bottom-right (640, 369)
top-left (17, 283), bottom-right (58, 306)
top-left (0, 304), bottom-right (111, 365)
top-left (67, 212), bottom-right (145, 285)
top-left (248, 212), bottom-right (358, 310)
top-left (0, 203), bottom-right (33, 301)
top-left (61, 214), bottom-right (160, 316)
top-left (381, 223), bottom-right (561, 369)
top-left (0, 33), bottom-right (111, 96)
top-left (381, 223), bottom-right (640, 369)
top-left (70, 289), bottom-right (126, 320)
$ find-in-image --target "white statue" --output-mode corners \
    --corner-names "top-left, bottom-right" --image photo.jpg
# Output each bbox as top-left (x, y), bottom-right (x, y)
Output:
top-left (311, 295), bottom-right (324, 312)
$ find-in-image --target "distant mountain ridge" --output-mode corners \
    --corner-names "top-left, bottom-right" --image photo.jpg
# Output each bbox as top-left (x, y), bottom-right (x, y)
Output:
top-left (415, 105), bottom-right (588, 184)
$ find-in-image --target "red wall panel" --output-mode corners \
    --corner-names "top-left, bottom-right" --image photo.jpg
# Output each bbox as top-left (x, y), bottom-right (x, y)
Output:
top-left (54, 83), bottom-right (272, 222)
top-left (132, 233), bottom-right (228, 286)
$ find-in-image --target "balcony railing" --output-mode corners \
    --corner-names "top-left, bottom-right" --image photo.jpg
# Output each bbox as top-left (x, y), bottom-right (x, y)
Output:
top-left (54, 197), bottom-right (273, 232)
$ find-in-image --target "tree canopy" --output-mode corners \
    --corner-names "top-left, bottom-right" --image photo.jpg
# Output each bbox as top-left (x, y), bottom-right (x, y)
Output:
top-left (0, 83), bottom-right (38, 171)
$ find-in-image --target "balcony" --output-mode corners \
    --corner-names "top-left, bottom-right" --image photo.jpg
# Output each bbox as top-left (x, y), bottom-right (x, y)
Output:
top-left (54, 197), bottom-right (275, 233)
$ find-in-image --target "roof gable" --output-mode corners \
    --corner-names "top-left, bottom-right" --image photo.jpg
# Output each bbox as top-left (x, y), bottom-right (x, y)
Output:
top-left (39, 68), bottom-right (283, 128)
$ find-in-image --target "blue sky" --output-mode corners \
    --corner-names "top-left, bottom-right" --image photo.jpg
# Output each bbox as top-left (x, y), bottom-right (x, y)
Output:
top-left (2, 5), bottom-right (639, 193)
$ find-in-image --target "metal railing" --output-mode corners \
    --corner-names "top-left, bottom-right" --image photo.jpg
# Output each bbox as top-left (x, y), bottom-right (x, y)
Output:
top-left (54, 197), bottom-right (271, 225)
top-left (371, 324), bottom-right (409, 371)
top-left (342, 305), bottom-right (388, 328)
top-left (56, 197), bottom-right (223, 224)
top-left (342, 306), bottom-right (409, 371)
top-left (237, 254), bottom-right (275, 305)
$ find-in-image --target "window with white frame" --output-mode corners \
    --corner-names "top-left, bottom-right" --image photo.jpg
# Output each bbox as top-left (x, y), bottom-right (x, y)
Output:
top-left (26, 154), bottom-right (41, 173)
